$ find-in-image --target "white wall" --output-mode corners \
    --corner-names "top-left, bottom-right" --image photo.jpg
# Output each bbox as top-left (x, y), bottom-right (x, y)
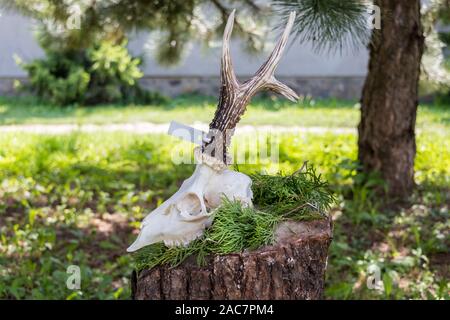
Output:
top-left (0, 12), bottom-right (45, 77)
top-left (0, 11), bottom-right (369, 78)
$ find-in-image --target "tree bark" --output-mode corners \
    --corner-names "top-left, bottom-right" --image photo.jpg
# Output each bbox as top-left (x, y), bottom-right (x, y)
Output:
top-left (358, 0), bottom-right (425, 198)
top-left (131, 218), bottom-right (332, 300)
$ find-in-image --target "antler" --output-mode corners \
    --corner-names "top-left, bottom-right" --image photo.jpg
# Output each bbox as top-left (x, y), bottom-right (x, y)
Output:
top-left (201, 10), bottom-right (298, 165)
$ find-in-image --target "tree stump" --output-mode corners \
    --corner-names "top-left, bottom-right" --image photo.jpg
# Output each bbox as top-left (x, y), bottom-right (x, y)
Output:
top-left (131, 218), bottom-right (333, 300)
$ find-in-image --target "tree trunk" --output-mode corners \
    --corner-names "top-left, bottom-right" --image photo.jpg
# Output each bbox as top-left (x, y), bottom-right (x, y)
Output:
top-left (131, 218), bottom-right (332, 300)
top-left (358, 0), bottom-right (425, 198)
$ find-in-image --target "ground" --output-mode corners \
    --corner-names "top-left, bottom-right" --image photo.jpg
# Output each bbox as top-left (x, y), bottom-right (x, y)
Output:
top-left (0, 95), bottom-right (448, 299)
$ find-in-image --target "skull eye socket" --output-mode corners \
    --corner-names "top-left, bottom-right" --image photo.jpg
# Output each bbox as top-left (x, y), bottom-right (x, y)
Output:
top-left (176, 193), bottom-right (202, 216)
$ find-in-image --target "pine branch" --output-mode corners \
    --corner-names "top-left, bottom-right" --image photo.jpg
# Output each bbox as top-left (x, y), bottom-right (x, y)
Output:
top-left (272, 0), bottom-right (372, 53)
top-left (2, 0), bottom-right (268, 65)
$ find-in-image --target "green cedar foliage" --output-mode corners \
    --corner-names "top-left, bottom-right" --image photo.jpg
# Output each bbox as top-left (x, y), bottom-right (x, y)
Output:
top-left (133, 164), bottom-right (336, 270)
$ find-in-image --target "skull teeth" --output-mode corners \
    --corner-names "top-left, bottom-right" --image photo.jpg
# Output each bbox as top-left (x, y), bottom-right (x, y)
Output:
top-left (163, 230), bottom-right (204, 247)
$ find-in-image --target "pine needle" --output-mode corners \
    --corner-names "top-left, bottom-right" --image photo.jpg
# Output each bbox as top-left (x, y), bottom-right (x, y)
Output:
top-left (251, 164), bottom-right (336, 218)
top-left (133, 164), bottom-right (336, 271)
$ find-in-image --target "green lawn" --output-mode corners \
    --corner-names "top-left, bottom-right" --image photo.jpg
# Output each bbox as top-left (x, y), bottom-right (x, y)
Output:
top-left (1, 95), bottom-right (449, 132)
top-left (0, 131), bottom-right (448, 300)
top-left (0, 96), bottom-right (448, 300)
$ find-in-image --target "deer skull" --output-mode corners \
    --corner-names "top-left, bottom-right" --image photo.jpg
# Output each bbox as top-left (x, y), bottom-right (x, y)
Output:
top-left (127, 10), bottom-right (298, 252)
top-left (127, 156), bottom-right (253, 251)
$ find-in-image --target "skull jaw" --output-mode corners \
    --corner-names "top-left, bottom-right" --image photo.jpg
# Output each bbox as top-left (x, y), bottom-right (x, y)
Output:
top-left (127, 210), bottom-right (213, 251)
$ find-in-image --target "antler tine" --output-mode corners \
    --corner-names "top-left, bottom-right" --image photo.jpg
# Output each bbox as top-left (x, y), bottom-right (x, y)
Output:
top-left (247, 11), bottom-right (298, 102)
top-left (221, 9), bottom-right (239, 90)
top-left (202, 10), bottom-right (298, 166)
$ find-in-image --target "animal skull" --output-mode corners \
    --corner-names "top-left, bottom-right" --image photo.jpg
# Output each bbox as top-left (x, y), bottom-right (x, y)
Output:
top-left (127, 160), bottom-right (253, 251)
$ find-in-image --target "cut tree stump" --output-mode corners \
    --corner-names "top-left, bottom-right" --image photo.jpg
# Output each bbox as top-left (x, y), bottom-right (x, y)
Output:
top-left (131, 218), bottom-right (333, 300)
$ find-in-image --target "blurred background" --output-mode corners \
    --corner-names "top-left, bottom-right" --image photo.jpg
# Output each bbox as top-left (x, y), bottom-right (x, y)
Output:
top-left (0, 7), bottom-right (369, 99)
top-left (0, 0), bottom-right (448, 300)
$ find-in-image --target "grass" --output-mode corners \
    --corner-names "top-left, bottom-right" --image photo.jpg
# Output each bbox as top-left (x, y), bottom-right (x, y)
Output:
top-left (0, 131), bottom-right (448, 300)
top-left (0, 96), bottom-right (448, 300)
top-left (0, 95), bottom-right (449, 132)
